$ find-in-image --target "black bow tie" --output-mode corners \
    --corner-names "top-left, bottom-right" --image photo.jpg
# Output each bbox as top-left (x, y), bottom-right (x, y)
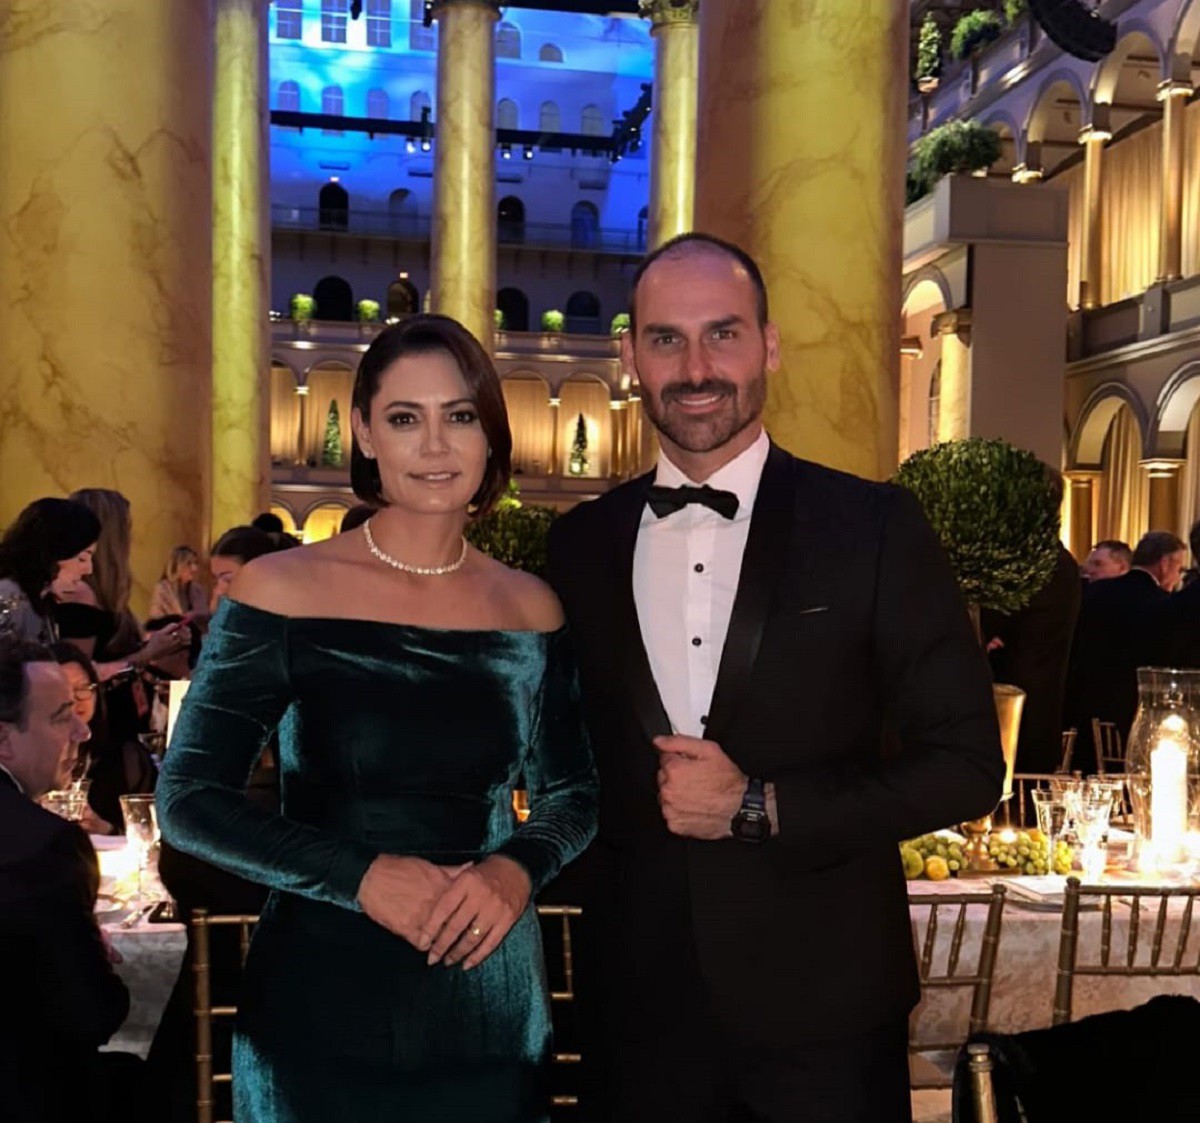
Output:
top-left (646, 484), bottom-right (739, 520)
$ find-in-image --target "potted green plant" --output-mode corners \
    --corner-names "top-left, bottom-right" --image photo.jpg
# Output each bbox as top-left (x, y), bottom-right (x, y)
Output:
top-left (321, 400), bottom-right (344, 468)
top-left (909, 120), bottom-right (1001, 197)
top-left (610, 312), bottom-right (631, 337)
top-left (290, 293), bottom-right (316, 322)
top-left (465, 503), bottom-right (558, 576)
top-left (916, 15), bottom-right (942, 94)
top-left (568, 412), bottom-right (589, 476)
top-left (950, 10), bottom-right (1004, 61)
top-left (541, 309), bottom-right (565, 333)
top-left (356, 299), bottom-right (380, 323)
top-left (1004, 0), bottom-right (1027, 23)
top-left (494, 308), bottom-right (506, 331)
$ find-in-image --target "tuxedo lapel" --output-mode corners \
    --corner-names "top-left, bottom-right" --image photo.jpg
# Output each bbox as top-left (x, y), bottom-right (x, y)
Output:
top-left (608, 472), bottom-right (673, 742)
top-left (704, 444), bottom-right (797, 747)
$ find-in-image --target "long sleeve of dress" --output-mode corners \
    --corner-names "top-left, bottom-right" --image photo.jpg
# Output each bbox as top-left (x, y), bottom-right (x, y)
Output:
top-left (156, 601), bottom-right (377, 910)
top-left (495, 629), bottom-right (598, 893)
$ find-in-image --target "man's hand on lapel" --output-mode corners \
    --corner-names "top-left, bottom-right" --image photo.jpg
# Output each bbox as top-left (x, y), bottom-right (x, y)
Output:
top-left (654, 735), bottom-right (745, 839)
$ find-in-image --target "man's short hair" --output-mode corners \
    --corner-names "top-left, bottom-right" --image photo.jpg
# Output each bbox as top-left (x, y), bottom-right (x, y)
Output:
top-left (1132, 531), bottom-right (1186, 568)
top-left (251, 512), bottom-right (285, 535)
top-left (628, 232), bottom-right (769, 334)
top-left (1092, 539), bottom-right (1132, 566)
top-left (0, 636), bottom-right (55, 727)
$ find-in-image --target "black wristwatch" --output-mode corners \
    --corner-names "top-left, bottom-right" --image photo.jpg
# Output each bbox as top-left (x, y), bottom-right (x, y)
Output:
top-left (730, 777), bottom-right (771, 843)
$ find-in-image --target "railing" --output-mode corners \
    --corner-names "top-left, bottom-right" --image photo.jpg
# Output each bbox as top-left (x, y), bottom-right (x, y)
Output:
top-left (271, 205), bottom-right (646, 254)
top-left (269, 320), bottom-right (621, 356)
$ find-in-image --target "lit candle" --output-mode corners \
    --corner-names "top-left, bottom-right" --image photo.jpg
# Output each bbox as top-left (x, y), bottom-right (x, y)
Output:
top-left (1151, 738), bottom-right (1188, 865)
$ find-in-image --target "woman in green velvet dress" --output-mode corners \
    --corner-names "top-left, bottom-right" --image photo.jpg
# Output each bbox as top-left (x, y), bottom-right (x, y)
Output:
top-left (157, 315), bottom-right (598, 1122)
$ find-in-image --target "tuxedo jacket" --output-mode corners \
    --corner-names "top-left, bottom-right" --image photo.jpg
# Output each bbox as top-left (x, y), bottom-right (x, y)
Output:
top-left (546, 444), bottom-right (1003, 1046)
top-left (0, 771), bottom-right (129, 1121)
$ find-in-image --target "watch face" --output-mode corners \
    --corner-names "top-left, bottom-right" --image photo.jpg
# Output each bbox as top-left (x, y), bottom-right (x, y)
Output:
top-left (732, 810), bottom-right (770, 843)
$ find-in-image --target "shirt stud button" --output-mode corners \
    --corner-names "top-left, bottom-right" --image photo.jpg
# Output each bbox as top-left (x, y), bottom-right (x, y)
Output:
top-left (691, 636), bottom-right (702, 647)
top-left (694, 563), bottom-right (705, 573)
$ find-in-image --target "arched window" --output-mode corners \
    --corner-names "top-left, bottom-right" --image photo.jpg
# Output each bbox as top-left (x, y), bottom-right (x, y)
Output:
top-left (570, 201), bottom-right (599, 249)
top-left (387, 275), bottom-right (420, 320)
top-left (313, 275), bottom-right (354, 321)
top-left (366, 0), bottom-right (393, 48)
top-left (409, 0), bottom-right (434, 50)
top-left (539, 101), bottom-right (561, 133)
top-left (581, 104), bottom-right (605, 136)
top-left (321, 0), bottom-right (348, 43)
top-left (497, 288), bottom-right (530, 333)
top-left (496, 21), bottom-right (521, 59)
top-left (367, 88), bottom-right (389, 120)
top-left (322, 86), bottom-right (344, 135)
top-left (410, 90), bottom-right (432, 122)
top-left (497, 98), bottom-right (519, 131)
top-left (636, 205), bottom-right (649, 251)
top-left (276, 80), bottom-right (300, 112)
top-left (565, 291), bottom-right (601, 335)
top-left (539, 43), bottom-right (563, 63)
top-left (498, 196), bottom-right (525, 245)
top-left (275, 0), bottom-right (302, 40)
top-left (387, 189), bottom-right (417, 236)
top-left (318, 181), bottom-right (349, 231)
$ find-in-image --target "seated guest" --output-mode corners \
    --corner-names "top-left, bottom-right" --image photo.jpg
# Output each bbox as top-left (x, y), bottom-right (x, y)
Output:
top-left (250, 512), bottom-right (284, 535)
top-left (1148, 520), bottom-right (1200, 668)
top-left (149, 545), bottom-right (208, 620)
top-left (48, 643), bottom-right (114, 835)
top-left (1082, 539), bottom-right (1132, 582)
top-left (208, 525), bottom-right (289, 605)
top-left (0, 637), bottom-right (138, 1123)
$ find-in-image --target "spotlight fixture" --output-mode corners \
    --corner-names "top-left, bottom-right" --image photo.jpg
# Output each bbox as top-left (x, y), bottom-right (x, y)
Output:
top-left (420, 137), bottom-right (431, 152)
top-left (501, 144), bottom-right (512, 159)
top-left (405, 138), bottom-right (416, 154)
top-left (522, 145), bottom-right (534, 160)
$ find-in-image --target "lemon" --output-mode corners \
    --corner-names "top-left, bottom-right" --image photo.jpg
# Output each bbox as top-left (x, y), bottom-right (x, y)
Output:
top-left (901, 846), bottom-right (925, 879)
top-left (925, 855), bottom-right (951, 881)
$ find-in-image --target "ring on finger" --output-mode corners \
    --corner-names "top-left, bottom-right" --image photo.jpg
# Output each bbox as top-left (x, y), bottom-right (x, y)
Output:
top-left (469, 925), bottom-right (483, 938)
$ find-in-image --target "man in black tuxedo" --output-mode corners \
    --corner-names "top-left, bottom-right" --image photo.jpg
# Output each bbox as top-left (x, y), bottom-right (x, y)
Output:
top-left (546, 234), bottom-right (1003, 1123)
top-left (1064, 530), bottom-right (1186, 772)
top-left (1148, 521), bottom-right (1200, 669)
top-left (0, 638), bottom-right (134, 1123)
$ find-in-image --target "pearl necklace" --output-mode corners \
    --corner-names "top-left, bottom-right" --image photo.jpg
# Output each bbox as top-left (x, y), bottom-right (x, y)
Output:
top-left (362, 520), bottom-right (469, 577)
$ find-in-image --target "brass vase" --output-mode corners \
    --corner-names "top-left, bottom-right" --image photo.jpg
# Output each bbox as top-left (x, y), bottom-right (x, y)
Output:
top-left (961, 684), bottom-right (1026, 872)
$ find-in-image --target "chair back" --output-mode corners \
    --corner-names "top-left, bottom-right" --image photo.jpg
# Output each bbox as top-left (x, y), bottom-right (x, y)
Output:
top-left (908, 884), bottom-right (1007, 1088)
top-left (191, 904), bottom-right (584, 1121)
top-left (964, 1042), bottom-right (1000, 1123)
top-left (1053, 877), bottom-right (1200, 1025)
top-left (1090, 719), bottom-right (1125, 775)
top-left (1059, 728), bottom-right (1077, 773)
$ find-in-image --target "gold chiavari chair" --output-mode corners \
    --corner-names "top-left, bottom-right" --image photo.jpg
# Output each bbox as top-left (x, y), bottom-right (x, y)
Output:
top-left (1059, 728), bottom-right (1077, 773)
top-left (192, 905), bottom-right (584, 1123)
top-left (1053, 877), bottom-right (1200, 1026)
top-left (962, 1042), bottom-right (1001, 1123)
top-left (908, 884), bottom-right (1007, 1089)
top-left (1090, 719), bottom-right (1125, 776)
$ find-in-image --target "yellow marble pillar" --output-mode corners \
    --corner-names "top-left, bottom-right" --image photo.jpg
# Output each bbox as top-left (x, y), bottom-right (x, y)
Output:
top-left (644, 0), bottom-right (700, 249)
top-left (212, 0), bottom-right (270, 536)
top-left (1078, 123), bottom-right (1110, 310)
top-left (1143, 459), bottom-right (1185, 534)
top-left (1064, 470), bottom-right (1101, 563)
top-left (931, 310), bottom-right (972, 444)
top-left (0, 1), bottom-right (214, 616)
top-left (431, 0), bottom-right (498, 350)
top-left (1157, 82), bottom-right (1192, 284)
top-left (694, 0), bottom-right (907, 479)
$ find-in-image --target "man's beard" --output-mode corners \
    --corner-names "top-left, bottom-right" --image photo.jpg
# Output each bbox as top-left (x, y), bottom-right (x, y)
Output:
top-left (641, 373), bottom-right (767, 454)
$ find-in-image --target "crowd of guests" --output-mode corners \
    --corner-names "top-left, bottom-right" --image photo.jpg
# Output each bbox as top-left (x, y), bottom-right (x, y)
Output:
top-left (986, 519), bottom-right (1200, 779)
top-left (0, 494), bottom-right (369, 1122)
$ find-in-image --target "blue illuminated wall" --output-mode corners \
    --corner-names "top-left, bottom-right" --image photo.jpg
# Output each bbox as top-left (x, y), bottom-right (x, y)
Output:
top-left (268, 2), bottom-right (655, 328)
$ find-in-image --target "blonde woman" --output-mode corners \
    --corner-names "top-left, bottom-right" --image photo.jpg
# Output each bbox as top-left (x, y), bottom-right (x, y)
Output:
top-left (150, 546), bottom-right (208, 620)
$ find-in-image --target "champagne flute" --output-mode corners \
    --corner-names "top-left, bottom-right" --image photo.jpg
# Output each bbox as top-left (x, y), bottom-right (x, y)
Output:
top-left (119, 794), bottom-right (159, 913)
top-left (1031, 789), bottom-right (1068, 879)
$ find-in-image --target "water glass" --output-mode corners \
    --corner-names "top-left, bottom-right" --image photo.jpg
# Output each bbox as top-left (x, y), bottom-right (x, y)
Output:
top-left (1074, 793), bottom-right (1113, 881)
top-left (119, 794), bottom-right (159, 909)
top-left (1031, 789), bottom-right (1068, 877)
top-left (41, 788), bottom-right (88, 822)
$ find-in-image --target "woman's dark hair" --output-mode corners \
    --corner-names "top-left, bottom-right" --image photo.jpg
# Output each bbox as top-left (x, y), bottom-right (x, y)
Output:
top-left (349, 314), bottom-right (512, 516)
top-left (49, 641), bottom-right (100, 687)
top-left (211, 526), bottom-right (282, 565)
top-left (0, 498), bottom-right (101, 607)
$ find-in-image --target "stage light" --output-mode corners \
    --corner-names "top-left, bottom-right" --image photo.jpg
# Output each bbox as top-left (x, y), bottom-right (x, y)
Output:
top-left (523, 145), bottom-right (533, 160)
top-left (420, 137), bottom-right (431, 152)
top-left (405, 138), bottom-right (416, 154)
top-left (501, 144), bottom-right (512, 160)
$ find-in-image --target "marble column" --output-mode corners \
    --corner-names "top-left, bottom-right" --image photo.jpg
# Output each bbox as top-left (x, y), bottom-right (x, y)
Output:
top-left (644, 0), bottom-right (700, 249)
top-left (694, 0), bottom-right (907, 479)
top-left (430, 0), bottom-right (499, 350)
top-left (931, 309), bottom-right (972, 444)
top-left (0, 1), bottom-right (214, 615)
top-left (1078, 122), bottom-right (1110, 310)
top-left (1064, 471), bottom-right (1101, 563)
top-left (1157, 81), bottom-right (1192, 284)
top-left (1143, 459), bottom-right (1185, 535)
top-left (212, 0), bottom-right (270, 536)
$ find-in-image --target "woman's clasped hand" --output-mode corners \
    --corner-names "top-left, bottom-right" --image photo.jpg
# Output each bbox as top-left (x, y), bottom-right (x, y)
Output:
top-left (357, 853), bottom-right (532, 970)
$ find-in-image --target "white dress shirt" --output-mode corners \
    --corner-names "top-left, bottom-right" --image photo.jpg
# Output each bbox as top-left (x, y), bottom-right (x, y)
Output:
top-left (632, 430), bottom-right (770, 737)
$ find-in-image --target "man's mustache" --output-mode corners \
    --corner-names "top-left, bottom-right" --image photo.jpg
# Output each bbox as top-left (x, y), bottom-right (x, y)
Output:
top-left (660, 380), bottom-right (736, 404)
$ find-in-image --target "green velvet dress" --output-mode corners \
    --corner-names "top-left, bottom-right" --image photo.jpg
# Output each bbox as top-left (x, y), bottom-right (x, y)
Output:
top-left (157, 599), bottom-right (598, 1123)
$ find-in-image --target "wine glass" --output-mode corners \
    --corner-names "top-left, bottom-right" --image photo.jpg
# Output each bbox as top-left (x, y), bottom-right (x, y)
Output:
top-left (1074, 792), bottom-right (1114, 882)
top-left (1031, 789), bottom-right (1068, 879)
top-left (119, 794), bottom-right (159, 912)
